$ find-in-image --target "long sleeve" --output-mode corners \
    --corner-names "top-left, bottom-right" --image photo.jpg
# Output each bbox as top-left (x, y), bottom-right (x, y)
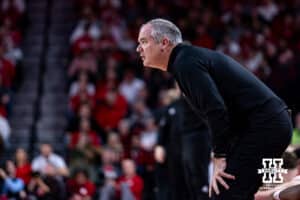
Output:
top-left (157, 111), bottom-right (170, 147)
top-left (174, 59), bottom-right (231, 157)
top-left (168, 44), bottom-right (287, 157)
top-left (4, 178), bottom-right (24, 193)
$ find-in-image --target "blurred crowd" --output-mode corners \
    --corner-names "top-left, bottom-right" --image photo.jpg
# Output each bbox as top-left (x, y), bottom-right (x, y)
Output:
top-left (0, 0), bottom-right (25, 155)
top-left (1, 0), bottom-right (300, 199)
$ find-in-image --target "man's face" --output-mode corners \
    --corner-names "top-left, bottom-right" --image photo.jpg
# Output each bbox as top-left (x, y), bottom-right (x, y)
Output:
top-left (136, 24), bottom-right (162, 68)
top-left (122, 160), bottom-right (135, 176)
top-left (41, 144), bottom-right (52, 157)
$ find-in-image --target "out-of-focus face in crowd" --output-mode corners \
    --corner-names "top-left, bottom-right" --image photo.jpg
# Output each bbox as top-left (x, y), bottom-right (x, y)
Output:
top-left (122, 159), bottom-right (136, 177)
top-left (40, 144), bottom-right (52, 157)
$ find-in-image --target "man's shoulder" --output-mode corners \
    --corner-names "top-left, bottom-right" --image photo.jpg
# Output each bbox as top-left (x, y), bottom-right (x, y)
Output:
top-left (176, 44), bottom-right (218, 65)
top-left (49, 153), bottom-right (64, 161)
top-left (32, 155), bottom-right (45, 163)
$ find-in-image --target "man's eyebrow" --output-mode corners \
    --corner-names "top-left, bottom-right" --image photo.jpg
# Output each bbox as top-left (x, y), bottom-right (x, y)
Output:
top-left (139, 38), bottom-right (147, 42)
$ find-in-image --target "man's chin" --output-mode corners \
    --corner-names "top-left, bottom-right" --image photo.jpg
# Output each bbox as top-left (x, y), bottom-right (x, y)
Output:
top-left (143, 61), bottom-right (155, 68)
top-left (142, 61), bottom-right (150, 67)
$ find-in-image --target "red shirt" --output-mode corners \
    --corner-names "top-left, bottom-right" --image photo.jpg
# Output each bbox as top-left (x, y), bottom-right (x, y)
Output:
top-left (193, 33), bottom-right (215, 49)
top-left (69, 131), bottom-right (101, 149)
top-left (117, 175), bottom-right (144, 200)
top-left (15, 163), bottom-right (32, 185)
top-left (69, 92), bottom-right (95, 113)
top-left (71, 34), bottom-right (93, 56)
top-left (94, 87), bottom-right (128, 130)
top-left (67, 179), bottom-right (96, 197)
top-left (0, 58), bottom-right (15, 88)
top-left (0, 106), bottom-right (7, 118)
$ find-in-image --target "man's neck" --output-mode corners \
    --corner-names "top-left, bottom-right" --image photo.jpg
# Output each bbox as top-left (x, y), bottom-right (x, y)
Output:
top-left (156, 45), bottom-right (176, 71)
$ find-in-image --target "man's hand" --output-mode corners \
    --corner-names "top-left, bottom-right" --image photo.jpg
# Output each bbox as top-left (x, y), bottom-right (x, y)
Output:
top-left (209, 157), bottom-right (235, 197)
top-left (254, 190), bottom-right (274, 200)
top-left (0, 169), bottom-right (6, 179)
top-left (154, 145), bottom-right (166, 163)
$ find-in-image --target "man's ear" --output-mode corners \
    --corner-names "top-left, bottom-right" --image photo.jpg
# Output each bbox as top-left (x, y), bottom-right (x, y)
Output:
top-left (161, 37), bottom-right (170, 46)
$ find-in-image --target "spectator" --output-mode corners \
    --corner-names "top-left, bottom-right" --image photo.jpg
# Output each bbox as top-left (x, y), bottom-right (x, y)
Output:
top-left (66, 103), bottom-right (105, 139)
top-left (139, 117), bottom-right (157, 153)
top-left (69, 72), bottom-right (96, 98)
top-left (257, 0), bottom-right (279, 23)
top-left (67, 169), bottom-right (96, 200)
top-left (94, 88), bottom-right (128, 131)
top-left (31, 143), bottom-right (69, 177)
top-left (68, 50), bottom-right (98, 79)
top-left (69, 118), bottom-right (102, 166)
top-left (1, 17), bottom-right (23, 64)
top-left (192, 23), bottom-right (215, 49)
top-left (282, 152), bottom-right (299, 183)
top-left (118, 29), bottom-right (136, 52)
top-left (28, 164), bottom-right (66, 200)
top-left (94, 25), bottom-right (116, 51)
top-left (0, 0), bottom-right (26, 26)
top-left (97, 147), bottom-right (120, 200)
top-left (129, 99), bottom-right (152, 128)
top-left (119, 68), bottom-right (145, 105)
top-left (69, 84), bottom-right (95, 114)
top-left (0, 115), bottom-right (10, 150)
top-left (0, 73), bottom-right (12, 117)
top-left (129, 134), bottom-right (144, 169)
top-left (217, 34), bottom-right (241, 61)
top-left (0, 161), bottom-right (26, 199)
top-left (118, 119), bottom-right (132, 158)
top-left (70, 5), bottom-right (100, 56)
top-left (116, 159), bottom-right (143, 200)
top-left (15, 148), bottom-right (31, 185)
top-left (70, 6), bottom-right (101, 44)
top-left (1, 0), bottom-right (25, 14)
top-left (0, 42), bottom-right (15, 89)
top-left (106, 132), bottom-right (123, 161)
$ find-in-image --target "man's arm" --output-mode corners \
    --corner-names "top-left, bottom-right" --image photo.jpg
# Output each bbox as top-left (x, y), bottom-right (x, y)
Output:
top-left (176, 61), bottom-right (231, 157)
top-left (255, 177), bottom-right (300, 200)
top-left (280, 184), bottom-right (300, 200)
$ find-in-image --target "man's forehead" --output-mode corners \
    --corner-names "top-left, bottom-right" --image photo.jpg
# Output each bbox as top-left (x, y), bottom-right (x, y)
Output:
top-left (138, 24), bottom-right (152, 40)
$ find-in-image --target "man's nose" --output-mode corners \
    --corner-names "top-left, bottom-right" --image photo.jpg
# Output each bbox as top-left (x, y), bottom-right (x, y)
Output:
top-left (136, 44), bottom-right (141, 52)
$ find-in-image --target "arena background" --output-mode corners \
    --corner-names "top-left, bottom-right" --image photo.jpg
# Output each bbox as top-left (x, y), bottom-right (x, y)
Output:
top-left (0, 0), bottom-right (299, 199)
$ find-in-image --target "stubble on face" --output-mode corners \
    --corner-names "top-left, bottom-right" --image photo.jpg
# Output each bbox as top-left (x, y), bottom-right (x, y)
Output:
top-left (137, 24), bottom-right (160, 68)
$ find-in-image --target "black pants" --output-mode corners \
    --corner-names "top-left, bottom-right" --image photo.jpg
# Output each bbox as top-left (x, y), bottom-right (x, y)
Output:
top-left (181, 130), bottom-right (211, 200)
top-left (156, 131), bottom-right (211, 200)
top-left (212, 109), bottom-right (292, 200)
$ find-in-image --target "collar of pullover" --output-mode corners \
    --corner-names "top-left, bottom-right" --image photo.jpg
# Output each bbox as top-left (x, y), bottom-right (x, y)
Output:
top-left (167, 43), bottom-right (185, 73)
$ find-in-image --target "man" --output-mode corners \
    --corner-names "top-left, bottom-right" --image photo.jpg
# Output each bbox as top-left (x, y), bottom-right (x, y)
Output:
top-left (117, 159), bottom-right (144, 200)
top-left (155, 86), bottom-right (211, 200)
top-left (136, 18), bottom-right (292, 200)
top-left (255, 176), bottom-right (300, 200)
top-left (32, 143), bottom-right (69, 177)
top-left (279, 184), bottom-right (300, 200)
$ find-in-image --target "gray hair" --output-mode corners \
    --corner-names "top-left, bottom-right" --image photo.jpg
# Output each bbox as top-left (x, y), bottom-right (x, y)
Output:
top-left (145, 18), bottom-right (183, 45)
